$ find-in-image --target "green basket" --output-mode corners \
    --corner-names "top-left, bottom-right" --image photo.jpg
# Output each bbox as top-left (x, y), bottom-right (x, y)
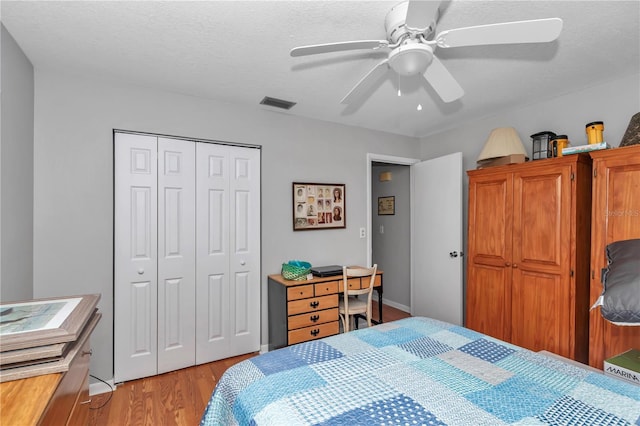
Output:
top-left (282, 260), bottom-right (312, 280)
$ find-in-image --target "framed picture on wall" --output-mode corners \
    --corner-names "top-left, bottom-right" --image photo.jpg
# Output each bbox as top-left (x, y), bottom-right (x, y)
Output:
top-left (293, 182), bottom-right (346, 231)
top-left (378, 196), bottom-right (395, 215)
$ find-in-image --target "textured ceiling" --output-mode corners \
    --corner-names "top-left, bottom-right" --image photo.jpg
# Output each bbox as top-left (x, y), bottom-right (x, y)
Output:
top-left (2, 1), bottom-right (639, 138)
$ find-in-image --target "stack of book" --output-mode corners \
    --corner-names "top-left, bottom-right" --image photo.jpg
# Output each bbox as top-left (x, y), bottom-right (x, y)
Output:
top-left (604, 348), bottom-right (640, 386)
top-left (561, 141), bottom-right (610, 155)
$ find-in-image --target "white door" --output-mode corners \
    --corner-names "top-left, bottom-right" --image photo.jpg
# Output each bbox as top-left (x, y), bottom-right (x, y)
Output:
top-left (412, 152), bottom-right (463, 324)
top-left (114, 133), bottom-right (159, 382)
top-left (195, 144), bottom-right (261, 363)
top-left (157, 138), bottom-right (196, 374)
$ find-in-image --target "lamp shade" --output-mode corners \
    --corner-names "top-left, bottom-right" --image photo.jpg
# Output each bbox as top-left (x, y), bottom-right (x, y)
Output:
top-left (477, 127), bottom-right (528, 162)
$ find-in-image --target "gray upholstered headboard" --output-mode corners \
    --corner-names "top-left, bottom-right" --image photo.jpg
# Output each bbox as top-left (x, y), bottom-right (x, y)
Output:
top-left (594, 238), bottom-right (640, 325)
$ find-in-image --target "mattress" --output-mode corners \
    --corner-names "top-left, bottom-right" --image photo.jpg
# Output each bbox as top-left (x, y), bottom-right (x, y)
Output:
top-left (201, 316), bottom-right (640, 425)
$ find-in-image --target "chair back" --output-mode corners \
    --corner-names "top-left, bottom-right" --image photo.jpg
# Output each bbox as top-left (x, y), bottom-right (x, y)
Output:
top-left (342, 264), bottom-right (378, 298)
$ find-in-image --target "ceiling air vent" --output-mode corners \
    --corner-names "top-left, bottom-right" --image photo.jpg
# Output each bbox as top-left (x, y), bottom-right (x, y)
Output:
top-left (260, 96), bottom-right (296, 110)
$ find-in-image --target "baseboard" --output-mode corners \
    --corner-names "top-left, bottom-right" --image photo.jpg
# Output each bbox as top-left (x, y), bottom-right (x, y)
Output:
top-left (90, 378), bottom-right (116, 396)
top-left (372, 295), bottom-right (411, 314)
top-left (260, 344), bottom-right (269, 354)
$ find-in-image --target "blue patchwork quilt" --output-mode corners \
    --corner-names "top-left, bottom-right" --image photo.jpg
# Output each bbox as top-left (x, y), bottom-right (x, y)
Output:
top-left (201, 317), bottom-right (640, 425)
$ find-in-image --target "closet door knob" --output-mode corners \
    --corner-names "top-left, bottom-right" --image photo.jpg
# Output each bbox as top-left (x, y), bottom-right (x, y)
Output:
top-left (240, 260), bottom-right (246, 266)
top-left (137, 268), bottom-right (144, 275)
top-left (505, 262), bottom-right (511, 267)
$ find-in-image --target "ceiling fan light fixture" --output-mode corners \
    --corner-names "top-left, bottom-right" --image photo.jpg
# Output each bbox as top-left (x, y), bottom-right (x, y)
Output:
top-left (388, 43), bottom-right (434, 76)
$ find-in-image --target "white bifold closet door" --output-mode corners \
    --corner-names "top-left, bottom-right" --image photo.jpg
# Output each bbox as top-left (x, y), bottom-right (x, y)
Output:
top-left (114, 132), bottom-right (260, 383)
top-left (195, 142), bottom-right (261, 363)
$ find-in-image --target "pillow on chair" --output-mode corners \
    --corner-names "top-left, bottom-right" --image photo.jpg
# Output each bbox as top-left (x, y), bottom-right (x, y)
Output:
top-left (597, 239), bottom-right (640, 325)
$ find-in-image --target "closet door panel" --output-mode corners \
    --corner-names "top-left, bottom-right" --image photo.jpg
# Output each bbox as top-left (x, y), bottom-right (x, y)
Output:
top-left (114, 133), bottom-right (158, 382)
top-left (228, 147), bottom-right (261, 355)
top-left (196, 144), bottom-right (231, 362)
top-left (196, 144), bottom-right (261, 363)
top-left (157, 138), bottom-right (196, 374)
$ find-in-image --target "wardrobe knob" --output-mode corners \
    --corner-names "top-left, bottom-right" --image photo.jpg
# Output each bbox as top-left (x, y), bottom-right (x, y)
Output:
top-left (137, 268), bottom-right (144, 275)
top-left (505, 262), bottom-right (511, 267)
top-left (240, 260), bottom-right (246, 266)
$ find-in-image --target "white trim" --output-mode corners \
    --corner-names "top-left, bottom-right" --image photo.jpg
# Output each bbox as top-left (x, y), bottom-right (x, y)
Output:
top-left (90, 379), bottom-right (116, 396)
top-left (366, 153), bottom-right (420, 312)
top-left (372, 294), bottom-right (411, 314)
top-left (260, 344), bottom-right (269, 354)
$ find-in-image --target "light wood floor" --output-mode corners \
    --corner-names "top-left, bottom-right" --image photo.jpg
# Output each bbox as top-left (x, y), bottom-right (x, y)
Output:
top-left (89, 303), bottom-right (411, 426)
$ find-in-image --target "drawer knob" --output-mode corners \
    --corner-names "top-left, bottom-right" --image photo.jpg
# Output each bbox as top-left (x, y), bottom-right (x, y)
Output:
top-left (310, 314), bottom-right (320, 322)
top-left (310, 329), bottom-right (320, 336)
top-left (310, 301), bottom-right (319, 308)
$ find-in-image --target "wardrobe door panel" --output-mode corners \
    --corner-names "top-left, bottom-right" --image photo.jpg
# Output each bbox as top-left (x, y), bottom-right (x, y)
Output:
top-left (511, 269), bottom-right (569, 356)
top-left (513, 166), bottom-right (571, 274)
top-left (466, 171), bottom-right (512, 340)
top-left (590, 148), bottom-right (640, 368)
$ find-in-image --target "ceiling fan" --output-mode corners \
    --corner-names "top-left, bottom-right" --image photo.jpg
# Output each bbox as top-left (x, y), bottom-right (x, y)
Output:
top-left (290, 1), bottom-right (563, 104)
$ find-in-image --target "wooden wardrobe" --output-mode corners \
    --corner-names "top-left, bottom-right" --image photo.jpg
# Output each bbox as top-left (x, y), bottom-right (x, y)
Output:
top-left (466, 154), bottom-right (592, 363)
top-left (589, 144), bottom-right (640, 369)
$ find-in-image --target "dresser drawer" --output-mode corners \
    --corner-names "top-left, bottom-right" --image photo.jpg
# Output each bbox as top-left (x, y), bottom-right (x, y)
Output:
top-left (288, 295), bottom-right (338, 316)
top-left (287, 285), bottom-right (314, 301)
top-left (338, 275), bottom-right (381, 291)
top-left (288, 321), bottom-right (339, 345)
top-left (314, 281), bottom-right (338, 296)
top-left (288, 308), bottom-right (339, 330)
top-left (338, 277), bottom-right (363, 292)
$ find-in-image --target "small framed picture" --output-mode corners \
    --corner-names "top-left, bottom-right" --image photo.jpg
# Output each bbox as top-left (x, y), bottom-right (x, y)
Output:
top-left (378, 196), bottom-right (395, 215)
top-left (293, 182), bottom-right (345, 230)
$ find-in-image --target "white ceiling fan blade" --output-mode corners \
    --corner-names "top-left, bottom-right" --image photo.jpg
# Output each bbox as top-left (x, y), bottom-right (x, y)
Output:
top-left (405, 0), bottom-right (442, 32)
top-left (436, 18), bottom-right (563, 48)
top-left (341, 59), bottom-right (389, 104)
top-left (291, 40), bottom-right (389, 57)
top-left (423, 56), bottom-right (464, 103)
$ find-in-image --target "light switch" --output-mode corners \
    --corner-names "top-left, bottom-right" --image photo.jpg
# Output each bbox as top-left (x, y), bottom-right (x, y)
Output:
top-left (359, 227), bottom-right (366, 238)
top-left (379, 225), bottom-right (384, 234)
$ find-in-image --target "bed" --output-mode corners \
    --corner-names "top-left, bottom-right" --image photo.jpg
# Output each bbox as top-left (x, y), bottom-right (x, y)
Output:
top-left (201, 317), bottom-right (639, 425)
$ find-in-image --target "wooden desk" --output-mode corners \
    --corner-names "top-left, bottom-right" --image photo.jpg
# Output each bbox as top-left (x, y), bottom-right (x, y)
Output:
top-left (268, 269), bottom-right (383, 350)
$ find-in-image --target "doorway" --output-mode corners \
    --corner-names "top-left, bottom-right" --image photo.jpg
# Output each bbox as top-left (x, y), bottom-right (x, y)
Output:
top-left (366, 152), bottom-right (464, 324)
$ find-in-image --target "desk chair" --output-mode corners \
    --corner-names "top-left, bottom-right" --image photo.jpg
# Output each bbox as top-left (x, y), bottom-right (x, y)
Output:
top-left (339, 264), bottom-right (378, 333)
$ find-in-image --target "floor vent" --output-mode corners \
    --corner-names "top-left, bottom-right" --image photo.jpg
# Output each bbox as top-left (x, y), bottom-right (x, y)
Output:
top-left (259, 96), bottom-right (296, 110)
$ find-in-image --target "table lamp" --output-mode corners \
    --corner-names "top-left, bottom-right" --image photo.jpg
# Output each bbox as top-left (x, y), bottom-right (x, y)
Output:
top-left (477, 127), bottom-right (528, 167)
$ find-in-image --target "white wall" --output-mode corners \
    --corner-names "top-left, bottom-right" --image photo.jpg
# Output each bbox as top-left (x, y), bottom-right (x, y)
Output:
top-left (32, 70), bottom-right (420, 381)
top-left (419, 73), bottom-right (640, 320)
top-left (420, 73), bottom-right (640, 170)
top-left (0, 24), bottom-right (34, 302)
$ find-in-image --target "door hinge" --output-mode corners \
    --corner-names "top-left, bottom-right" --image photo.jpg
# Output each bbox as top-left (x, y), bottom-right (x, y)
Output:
top-left (570, 269), bottom-right (574, 277)
top-left (570, 173), bottom-right (575, 181)
top-left (593, 169), bottom-right (597, 178)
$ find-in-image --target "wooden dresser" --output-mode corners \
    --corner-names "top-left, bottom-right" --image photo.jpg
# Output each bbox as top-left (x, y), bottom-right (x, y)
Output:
top-left (268, 270), bottom-right (383, 350)
top-left (466, 154), bottom-right (592, 362)
top-left (0, 312), bottom-right (100, 425)
top-left (589, 145), bottom-right (640, 369)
